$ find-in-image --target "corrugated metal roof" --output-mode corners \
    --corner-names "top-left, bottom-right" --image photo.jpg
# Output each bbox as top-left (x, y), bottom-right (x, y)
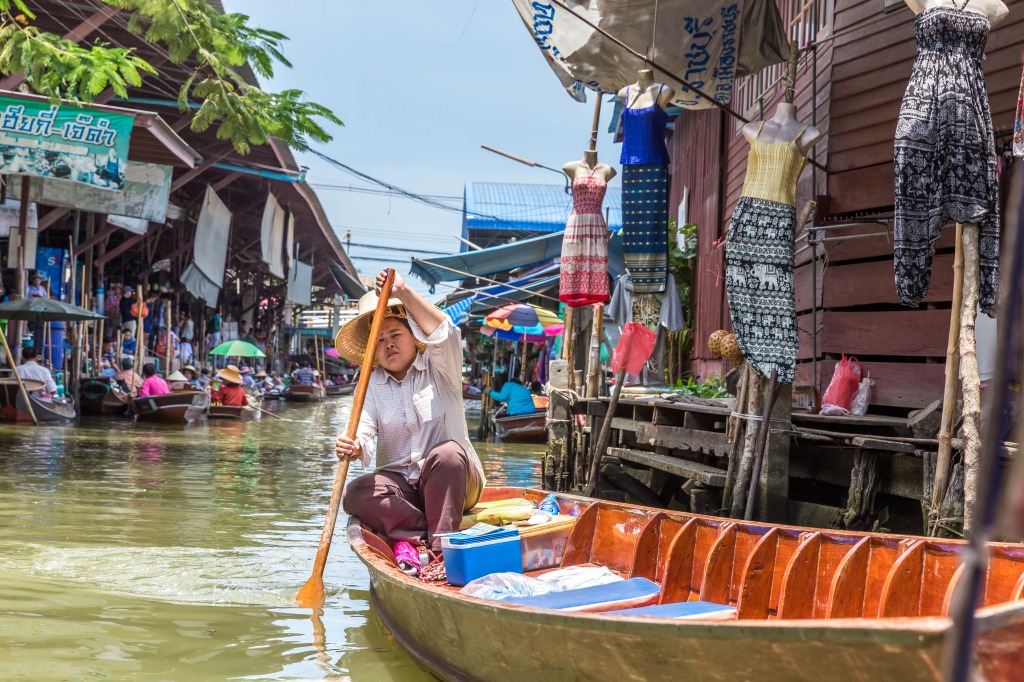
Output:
top-left (462, 182), bottom-right (622, 236)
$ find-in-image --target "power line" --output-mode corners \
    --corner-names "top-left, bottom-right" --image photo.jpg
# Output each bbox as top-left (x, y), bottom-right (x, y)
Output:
top-left (311, 182), bottom-right (463, 202)
top-left (346, 242), bottom-right (448, 256)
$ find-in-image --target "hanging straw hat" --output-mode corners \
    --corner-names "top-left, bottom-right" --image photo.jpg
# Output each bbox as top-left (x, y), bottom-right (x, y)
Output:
top-left (334, 290), bottom-right (406, 363)
top-left (216, 364), bottom-right (243, 385)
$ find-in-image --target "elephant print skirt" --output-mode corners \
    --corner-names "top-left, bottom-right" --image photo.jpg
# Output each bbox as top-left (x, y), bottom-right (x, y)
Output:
top-left (725, 197), bottom-right (798, 384)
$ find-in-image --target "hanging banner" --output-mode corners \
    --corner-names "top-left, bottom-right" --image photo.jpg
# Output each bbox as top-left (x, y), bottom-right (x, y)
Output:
top-left (8, 162), bottom-right (172, 222)
top-left (511, 0), bottom-right (789, 109)
top-left (180, 186), bottom-right (231, 303)
top-left (0, 96), bottom-right (134, 190)
top-left (260, 192), bottom-right (287, 279)
top-left (287, 261), bottom-right (313, 307)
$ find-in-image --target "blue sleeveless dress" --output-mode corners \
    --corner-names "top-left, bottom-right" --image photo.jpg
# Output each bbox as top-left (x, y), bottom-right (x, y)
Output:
top-left (620, 85), bottom-right (670, 295)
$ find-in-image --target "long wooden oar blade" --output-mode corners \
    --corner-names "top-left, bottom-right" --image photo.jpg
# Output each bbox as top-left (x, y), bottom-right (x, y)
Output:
top-left (297, 269), bottom-right (396, 608)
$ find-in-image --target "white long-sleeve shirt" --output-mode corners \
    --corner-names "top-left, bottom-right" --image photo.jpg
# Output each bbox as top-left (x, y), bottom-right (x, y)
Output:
top-left (356, 317), bottom-right (484, 485)
top-left (16, 360), bottom-right (57, 394)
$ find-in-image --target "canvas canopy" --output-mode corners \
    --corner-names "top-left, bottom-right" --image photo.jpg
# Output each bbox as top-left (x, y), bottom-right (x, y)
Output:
top-left (511, 0), bottom-right (789, 109)
top-left (288, 261), bottom-right (313, 307)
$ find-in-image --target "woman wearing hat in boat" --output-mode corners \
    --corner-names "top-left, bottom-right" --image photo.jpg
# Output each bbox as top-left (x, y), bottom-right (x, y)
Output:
top-left (335, 268), bottom-right (485, 561)
top-left (210, 364), bottom-right (248, 406)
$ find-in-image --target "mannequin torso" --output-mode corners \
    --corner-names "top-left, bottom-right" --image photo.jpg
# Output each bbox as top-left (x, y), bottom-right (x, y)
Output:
top-left (617, 69), bottom-right (675, 111)
top-left (904, 0), bottom-right (1008, 25)
top-left (563, 150), bottom-right (617, 182)
top-left (741, 103), bottom-right (823, 157)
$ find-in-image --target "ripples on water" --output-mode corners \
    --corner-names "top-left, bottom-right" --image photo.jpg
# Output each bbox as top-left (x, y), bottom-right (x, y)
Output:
top-left (0, 398), bottom-right (543, 680)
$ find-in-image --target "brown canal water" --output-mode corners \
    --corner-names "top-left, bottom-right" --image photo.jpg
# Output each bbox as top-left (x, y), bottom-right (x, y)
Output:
top-left (0, 397), bottom-right (542, 680)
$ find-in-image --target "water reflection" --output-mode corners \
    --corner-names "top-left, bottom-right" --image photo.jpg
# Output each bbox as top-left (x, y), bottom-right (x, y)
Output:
top-left (0, 398), bottom-right (542, 680)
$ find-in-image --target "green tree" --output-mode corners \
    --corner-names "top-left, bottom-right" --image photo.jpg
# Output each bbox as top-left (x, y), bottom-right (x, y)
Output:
top-left (0, 0), bottom-right (341, 153)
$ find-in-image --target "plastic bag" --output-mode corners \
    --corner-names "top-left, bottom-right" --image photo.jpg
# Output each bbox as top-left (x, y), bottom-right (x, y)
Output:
top-left (820, 355), bottom-right (861, 416)
top-left (612, 322), bottom-right (657, 377)
top-left (535, 565), bottom-right (624, 591)
top-left (459, 572), bottom-right (558, 600)
top-left (849, 377), bottom-right (875, 416)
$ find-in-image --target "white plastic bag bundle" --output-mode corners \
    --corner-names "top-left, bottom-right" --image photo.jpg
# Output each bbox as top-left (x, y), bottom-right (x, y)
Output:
top-left (535, 565), bottom-right (623, 591)
top-left (849, 377), bottom-right (874, 416)
top-left (459, 573), bottom-right (557, 600)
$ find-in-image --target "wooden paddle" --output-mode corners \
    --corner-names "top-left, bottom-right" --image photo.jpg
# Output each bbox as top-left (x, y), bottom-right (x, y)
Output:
top-left (297, 268), bottom-right (395, 608)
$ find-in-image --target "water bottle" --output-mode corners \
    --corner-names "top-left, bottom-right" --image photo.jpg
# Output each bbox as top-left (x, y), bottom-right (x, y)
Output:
top-left (537, 494), bottom-right (560, 516)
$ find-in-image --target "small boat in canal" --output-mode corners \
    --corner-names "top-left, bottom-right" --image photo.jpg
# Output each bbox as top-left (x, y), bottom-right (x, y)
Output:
top-left (284, 384), bottom-right (325, 402)
top-left (348, 487), bottom-right (1024, 682)
top-left (491, 411), bottom-right (546, 442)
top-left (130, 390), bottom-right (209, 424)
top-left (78, 378), bottom-right (129, 417)
top-left (0, 378), bottom-right (76, 423)
top-left (325, 382), bottom-right (356, 397)
top-left (207, 402), bottom-right (261, 420)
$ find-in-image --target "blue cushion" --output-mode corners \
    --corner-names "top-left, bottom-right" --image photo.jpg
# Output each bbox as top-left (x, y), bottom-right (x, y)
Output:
top-left (503, 577), bottom-right (661, 612)
top-left (605, 601), bottom-right (737, 619)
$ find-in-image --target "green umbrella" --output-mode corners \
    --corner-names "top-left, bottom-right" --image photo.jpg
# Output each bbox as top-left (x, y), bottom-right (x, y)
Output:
top-left (208, 339), bottom-right (266, 358)
top-left (0, 297), bottom-right (106, 322)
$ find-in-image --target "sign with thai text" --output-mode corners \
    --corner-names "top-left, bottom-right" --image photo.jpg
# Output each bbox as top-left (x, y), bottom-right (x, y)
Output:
top-left (512, 0), bottom-right (781, 110)
top-left (0, 96), bottom-right (134, 190)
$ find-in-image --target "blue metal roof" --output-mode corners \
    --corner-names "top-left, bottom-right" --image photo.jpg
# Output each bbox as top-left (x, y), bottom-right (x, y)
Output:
top-left (462, 182), bottom-right (622, 238)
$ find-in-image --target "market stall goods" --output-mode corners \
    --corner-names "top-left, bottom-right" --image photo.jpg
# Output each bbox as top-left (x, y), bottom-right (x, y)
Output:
top-left (893, 3), bottom-right (1001, 315)
top-left (725, 112), bottom-right (818, 384)
top-left (618, 72), bottom-right (674, 295)
top-left (349, 487), bottom-right (1024, 682)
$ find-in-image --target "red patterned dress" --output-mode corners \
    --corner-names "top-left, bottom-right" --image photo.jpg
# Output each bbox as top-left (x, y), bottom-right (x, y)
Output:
top-left (560, 170), bottom-right (610, 307)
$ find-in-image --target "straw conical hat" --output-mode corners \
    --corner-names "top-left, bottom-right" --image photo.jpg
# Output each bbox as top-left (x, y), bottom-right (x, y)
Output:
top-left (216, 364), bottom-right (243, 384)
top-left (334, 290), bottom-right (404, 364)
top-left (167, 370), bottom-right (188, 382)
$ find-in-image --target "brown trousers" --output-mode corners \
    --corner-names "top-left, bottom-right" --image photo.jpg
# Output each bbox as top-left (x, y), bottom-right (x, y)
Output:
top-left (342, 440), bottom-right (483, 552)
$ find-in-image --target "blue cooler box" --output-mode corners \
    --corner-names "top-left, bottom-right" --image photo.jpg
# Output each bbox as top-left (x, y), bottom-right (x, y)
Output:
top-left (441, 527), bottom-right (522, 586)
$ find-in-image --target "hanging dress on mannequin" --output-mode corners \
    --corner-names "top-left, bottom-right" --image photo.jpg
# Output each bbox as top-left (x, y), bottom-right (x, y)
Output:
top-left (560, 169), bottom-right (610, 307)
top-left (725, 122), bottom-right (808, 384)
top-left (893, 4), bottom-right (1000, 315)
top-left (1014, 65), bottom-right (1023, 158)
top-left (620, 85), bottom-right (670, 295)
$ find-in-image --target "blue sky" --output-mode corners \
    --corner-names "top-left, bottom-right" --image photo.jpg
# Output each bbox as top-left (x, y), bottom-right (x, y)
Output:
top-left (223, 1), bottom-right (622, 296)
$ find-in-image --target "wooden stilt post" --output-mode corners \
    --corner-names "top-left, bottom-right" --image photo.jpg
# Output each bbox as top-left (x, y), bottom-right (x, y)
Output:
top-left (164, 301), bottom-right (172, 374)
top-left (133, 283), bottom-right (144, 382)
top-left (564, 307), bottom-right (576, 393)
top-left (959, 223), bottom-right (982, 532)
top-left (744, 369), bottom-right (782, 521)
top-left (586, 304), bottom-right (604, 398)
top-left (933, 223), bottom-right (965, 522)
top-left (0, 324), bottom-right (37, 425)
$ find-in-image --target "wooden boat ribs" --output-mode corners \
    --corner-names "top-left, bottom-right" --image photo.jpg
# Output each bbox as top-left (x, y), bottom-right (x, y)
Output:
top-left (349, 487), bottom-right (1024, 681)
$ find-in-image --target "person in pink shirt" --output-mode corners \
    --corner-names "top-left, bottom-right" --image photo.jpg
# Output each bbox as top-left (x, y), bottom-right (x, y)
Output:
top-left (138, 362), bottom-right (170, 398)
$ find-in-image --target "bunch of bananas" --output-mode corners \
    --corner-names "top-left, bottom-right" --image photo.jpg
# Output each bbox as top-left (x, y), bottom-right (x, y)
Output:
top-left (460, 498), bottom-right (535, 528)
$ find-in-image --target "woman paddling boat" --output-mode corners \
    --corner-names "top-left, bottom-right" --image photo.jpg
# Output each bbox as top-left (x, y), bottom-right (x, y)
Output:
top-left (334, 268), bottom-right (485, 573)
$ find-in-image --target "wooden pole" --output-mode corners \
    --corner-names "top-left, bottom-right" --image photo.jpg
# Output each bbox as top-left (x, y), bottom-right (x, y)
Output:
top-left (133, 284), bottom-right (144, 383)
top-left (564, 307), bottom-right (576, 393)
top-left (0, 323), bottom-right (37, 425)
top-left (744, 370), bottom-right (782, 521)
top-left (586, 367), bottom-right (626, 497)
top-left (164, 300), bottom-right (172, 374)
top-left (959, 223), bottom-right (982, 532)
top-left (588, 93), bottom-right (603, 152)
top-left (296, 270), bottom-right (395, 609)
top-left (933, 223), bottom-right (965, 517)
top-left (13, 178), bottom-right (30, 362)
top-left (586, 304), bottom-right (604, 398)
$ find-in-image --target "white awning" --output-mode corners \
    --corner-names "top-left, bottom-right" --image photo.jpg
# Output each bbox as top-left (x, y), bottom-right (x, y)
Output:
top-left (511, 0), bottom-right (789, 109)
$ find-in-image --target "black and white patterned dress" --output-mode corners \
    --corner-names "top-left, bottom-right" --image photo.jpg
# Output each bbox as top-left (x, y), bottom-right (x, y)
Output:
top-left (894, 5), bottom-right (1000, 315)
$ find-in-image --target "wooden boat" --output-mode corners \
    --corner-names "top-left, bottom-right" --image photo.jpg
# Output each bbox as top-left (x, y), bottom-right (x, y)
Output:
top-left (131, 390), bottom-right (209, 424)
top-left (349, 487), bottom-right (1024, 682)
top-left (284, 384), bottom-right (325, 402)
top-left (0, 378), bottom-right (76, 423)
top-left (207, 402), bottom-right (260, 420)
top-left (78, 378), bottom-right (129, 417)
top-left (325, 382), bottom-right (356, 397)
top-left (491, 411), bottom-right (546, 442)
